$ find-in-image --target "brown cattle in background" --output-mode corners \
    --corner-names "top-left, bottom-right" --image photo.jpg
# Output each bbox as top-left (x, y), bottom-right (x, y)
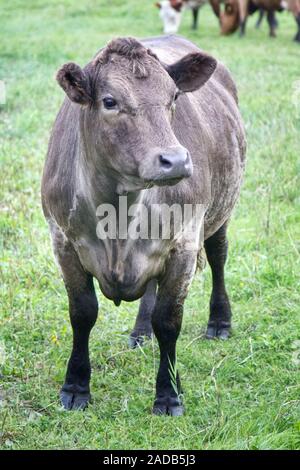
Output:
top-left (218, 0), bottom-right (300, 41)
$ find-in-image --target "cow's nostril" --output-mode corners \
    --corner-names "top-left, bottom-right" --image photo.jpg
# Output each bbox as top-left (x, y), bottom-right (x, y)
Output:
top-left (159, 154), bottom-right (172, 169)
top-left (153, 147), bottom-right (192, 181)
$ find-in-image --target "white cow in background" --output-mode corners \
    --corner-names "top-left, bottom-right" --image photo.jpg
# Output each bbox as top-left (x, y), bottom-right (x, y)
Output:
top-left (156, 1), bottom-right (183, 34)
top-left (155, 0), bottom-right (210, 34)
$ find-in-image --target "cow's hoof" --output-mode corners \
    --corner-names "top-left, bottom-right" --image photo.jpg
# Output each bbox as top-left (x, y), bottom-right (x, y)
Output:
top-left (128, 330), bottom-right (152, 349)
top-left (60, 386), bottom-right (91, 410)
top-left (205, 322), bottom-right (231, 340)
top-left (152, 396), bottom-right (184, 417)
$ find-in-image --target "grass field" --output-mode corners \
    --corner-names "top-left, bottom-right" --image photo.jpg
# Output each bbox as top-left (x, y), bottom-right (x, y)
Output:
top-left (1, 0), bottom-right (300, 450)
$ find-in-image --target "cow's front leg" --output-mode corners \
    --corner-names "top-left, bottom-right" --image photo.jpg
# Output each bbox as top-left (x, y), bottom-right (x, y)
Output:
top-left (238, 0), bottom-right (248, 37)
top-left (255, 9), bottom-right (264, 29)
top-left (152, 251), bottom-right (196, 416)
top-left (61, 275), bottom-right (98, 410)
top-left (53, 234), bottom-right (98, 410)
top-left (129, 280), bottom-right (157, 348)
top-left (239, 19), bottom-right (247, 37)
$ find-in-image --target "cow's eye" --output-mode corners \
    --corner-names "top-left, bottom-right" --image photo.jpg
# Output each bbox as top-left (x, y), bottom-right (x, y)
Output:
top-left (225, 4), bottom-right (233, 14)
top-left (103, 97), bottom-right (117, 109)
top-left (174, 91), bottom-right (180, 101)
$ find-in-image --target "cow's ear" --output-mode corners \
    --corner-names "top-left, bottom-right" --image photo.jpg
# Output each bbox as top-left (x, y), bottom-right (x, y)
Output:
top-left (166, 52), bottom-right (217, 92)
top-left (56, 62), bottom-right (92, 105)
top-left (155, 2), bottom-right (161, 8)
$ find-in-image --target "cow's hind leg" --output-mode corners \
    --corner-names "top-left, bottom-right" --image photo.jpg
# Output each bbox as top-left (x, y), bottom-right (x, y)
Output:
top-left (204, 222), bottom-right (232, 340)
top-left (129, 280), bottom-right (157, 348)
top-left (52, 230), bottom-right (98, 410)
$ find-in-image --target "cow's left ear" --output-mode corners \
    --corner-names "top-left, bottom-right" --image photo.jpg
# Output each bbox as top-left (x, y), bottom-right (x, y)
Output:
top-left (166, 52), bottom-right (217, 92)
top-left (56, 62), bottom-right (92, 105)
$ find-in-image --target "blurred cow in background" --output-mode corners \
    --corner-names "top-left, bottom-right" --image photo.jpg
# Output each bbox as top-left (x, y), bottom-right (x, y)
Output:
top-left (219, 0), bottom-right (300, 41)
top-left (155, 0), bottom-right (219, 33)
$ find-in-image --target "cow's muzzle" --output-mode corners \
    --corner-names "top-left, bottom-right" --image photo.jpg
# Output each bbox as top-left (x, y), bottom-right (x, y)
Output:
top-left (141, 146), bottom-right (193, 185)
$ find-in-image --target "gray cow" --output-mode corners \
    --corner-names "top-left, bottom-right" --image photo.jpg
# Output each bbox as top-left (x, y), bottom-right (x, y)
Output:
top-left (41, 35), bottom-right (246, 415)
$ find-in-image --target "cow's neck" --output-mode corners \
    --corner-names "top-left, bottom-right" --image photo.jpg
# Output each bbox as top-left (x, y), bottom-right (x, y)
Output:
top-left (77, 148), bottom-right (144, 220)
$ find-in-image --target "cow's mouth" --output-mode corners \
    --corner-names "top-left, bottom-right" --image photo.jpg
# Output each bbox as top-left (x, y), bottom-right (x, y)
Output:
top-left (117, 176), bottom-right (185, 195)
top-left (142, 162), bottom-right (193, 188)
top-left (150, 176), bottom-right (183, 187)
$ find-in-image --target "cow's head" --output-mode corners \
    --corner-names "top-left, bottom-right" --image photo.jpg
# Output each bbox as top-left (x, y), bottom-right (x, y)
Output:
top-left (155, 0), bottom-right (184, 34)
top-left (220, 0), bottom-right (240, 35)
top-left (56, 38), bottom-right (216, 193)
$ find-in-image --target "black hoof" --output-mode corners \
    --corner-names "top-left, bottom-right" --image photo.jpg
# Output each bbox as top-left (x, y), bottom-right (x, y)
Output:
top-left (205, 322), bottom-right (231, 340)
top-left (128, 330), bottom-right (152, 349)
top-left (60, 385), bottom-right (91, 410)
top-left (152, 396), bottom-right (184, 417)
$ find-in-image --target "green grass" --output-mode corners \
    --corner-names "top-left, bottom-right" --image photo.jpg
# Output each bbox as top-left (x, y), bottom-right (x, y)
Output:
top-left (0, 0), bottom-right (300, 450)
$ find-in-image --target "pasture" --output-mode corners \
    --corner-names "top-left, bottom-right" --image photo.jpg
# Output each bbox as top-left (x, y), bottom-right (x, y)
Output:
top-left (0, 0), bottom-right (300, 450)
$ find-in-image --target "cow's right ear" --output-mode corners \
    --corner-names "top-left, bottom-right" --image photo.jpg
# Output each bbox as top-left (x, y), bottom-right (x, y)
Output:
top-left (155, 2), bottom-right (162, 8)
top-left (56, 63), bottom-right (92, 105)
